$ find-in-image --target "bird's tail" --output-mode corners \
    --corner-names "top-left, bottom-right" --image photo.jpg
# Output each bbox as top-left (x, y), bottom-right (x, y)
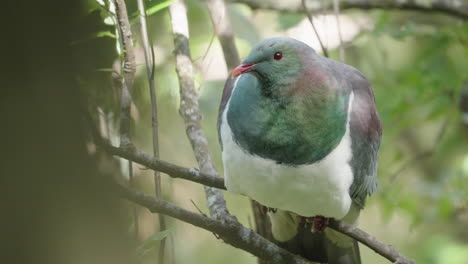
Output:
top-left (268, 203), bottom-right (361, 264)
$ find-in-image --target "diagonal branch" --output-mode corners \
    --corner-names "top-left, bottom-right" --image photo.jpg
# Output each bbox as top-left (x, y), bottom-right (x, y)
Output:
top-left (301, 0), bottom-right (329, 57)
top-left (95, 134), bottom-right (416, 263)
top-left (113, 181), bottom-right (313, 264)
top-left (113, 174), bottom-right (415, 264)
top-left (169, 0), bottom-right (232, 221)
top-left (99, 141), bottom-right (227, 190)
top-left (333, 0), bottom-right (345, 62)
top-left (229, 0), bottom-right (468, 20)
top-left (329, 220), bottom-right (414, 264)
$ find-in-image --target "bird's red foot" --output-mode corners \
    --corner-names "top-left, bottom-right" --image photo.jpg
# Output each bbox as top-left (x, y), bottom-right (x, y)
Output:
top-left (297, 215), bottom-right (329, 232)
top-left (311, 215), bottom-right (329, 232)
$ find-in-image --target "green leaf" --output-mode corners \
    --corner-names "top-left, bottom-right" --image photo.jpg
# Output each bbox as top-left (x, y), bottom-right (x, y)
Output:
top-left (94, 30), bottom-right (116, 39)
top-left (137, 227), bottom-right (173, 256)
top-left (130, 0), bottom-right (175, 24)
top-left (145, 0), bottom-right (175, 16)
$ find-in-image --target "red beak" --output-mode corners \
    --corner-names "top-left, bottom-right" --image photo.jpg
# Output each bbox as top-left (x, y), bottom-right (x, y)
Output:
top-left (232, 63), bottom-right (255, 78)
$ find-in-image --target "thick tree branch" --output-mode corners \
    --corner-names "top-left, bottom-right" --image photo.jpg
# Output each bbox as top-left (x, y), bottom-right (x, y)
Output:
top-left (229, 0), bottom-right (468, 20)
top-left (169, 0), bottom-right (232, 221)
top-left (113, 182), bottom-right (313, 264)
top-left (328, 220), bottom-right (415, 264)
top-left (206, 0), bottom-right (241, 70)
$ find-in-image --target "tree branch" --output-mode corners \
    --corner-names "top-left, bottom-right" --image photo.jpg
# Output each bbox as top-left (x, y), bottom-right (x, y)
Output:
top-left (99, 141), bottom-right (227, 190)
top-left (333, 0), bottom-right (345, 62)
top-left (328, 220), bottom-right (415, 264)
top-left (114, 0), bottom-right (136, 146)
top-left (206, 0), bottom-right (241, 70)
top-left (113, 0), bottom-right (138, 239)
top-left (301, 0), bottom-right (329, 57)
top-left (136, 0), bottom-right (167, 260)
top-left (229, 0), bottom-right (468, 20)
top-left (113, 181), bottom-right (313, 264)
top-left (204, 2), bottom-right (275, 262)
top-left (98, 137), bottom-right (416, 264)
top-left (103, 1), bottom-right (416, 263)
top-left (169, 0), bottom-right (232, 221)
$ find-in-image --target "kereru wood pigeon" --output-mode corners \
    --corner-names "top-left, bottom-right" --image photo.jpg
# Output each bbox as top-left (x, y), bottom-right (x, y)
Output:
top-left (218, 37), bottom-right (382, 264)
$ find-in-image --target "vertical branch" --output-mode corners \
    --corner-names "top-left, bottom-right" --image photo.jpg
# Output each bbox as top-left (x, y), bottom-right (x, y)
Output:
top-left (113, 0), bottom-right (138, 238)
top-left (205, 2), bottom-right (274, 260)
top-left (169, 0), bottom-right (232, 221)
top-left (333, 0), bottom-right (345, 62)
top-left (301, 0), bottom-right (329, 58)
top-left (136, 0), bottom-right (167, 262)
top-left (129, 161), bottom-right (139, 238)
top-left (114, 0), bottom-right (136, 146)
top-left (206, 0), bottom-right (241, 70)
top-left (251, 201), bottom-right (273, 264)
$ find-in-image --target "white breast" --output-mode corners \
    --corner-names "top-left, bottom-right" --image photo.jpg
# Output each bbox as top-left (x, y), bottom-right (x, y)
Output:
top-left (221, 77), bottom-right (355, 219)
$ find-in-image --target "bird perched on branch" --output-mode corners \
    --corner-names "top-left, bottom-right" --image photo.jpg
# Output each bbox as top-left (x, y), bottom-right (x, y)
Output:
top-left (218, 37), bottom-right (382, 264)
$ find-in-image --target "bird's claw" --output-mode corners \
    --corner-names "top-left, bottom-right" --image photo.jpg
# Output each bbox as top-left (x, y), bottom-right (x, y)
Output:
top-left (297, 215), bottom-right (329, 232)
top-left (311, 215), bottom-right (329, 232)
top-left (261, 206), bottom-right (277, 214)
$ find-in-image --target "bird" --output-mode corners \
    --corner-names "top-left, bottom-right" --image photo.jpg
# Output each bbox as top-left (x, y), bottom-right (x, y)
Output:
top-left (217, 37), bottom-right (382, 264)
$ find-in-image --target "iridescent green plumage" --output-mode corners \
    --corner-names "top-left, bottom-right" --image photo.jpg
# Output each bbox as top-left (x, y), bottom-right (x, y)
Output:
top-left (227, 72), bottom-right (349, 164)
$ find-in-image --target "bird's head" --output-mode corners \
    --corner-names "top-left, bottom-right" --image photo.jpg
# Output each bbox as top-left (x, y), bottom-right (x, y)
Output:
top-left (232, 37), bottom-right (315, 87)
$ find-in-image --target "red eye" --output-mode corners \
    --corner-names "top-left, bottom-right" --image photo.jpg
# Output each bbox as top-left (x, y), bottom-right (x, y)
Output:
top-left (273, 51), bottom-right (283, 60)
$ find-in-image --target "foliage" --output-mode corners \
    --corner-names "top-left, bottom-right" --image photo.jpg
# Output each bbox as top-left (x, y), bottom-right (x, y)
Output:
top-left (77, 1), bottom-right (468, 263)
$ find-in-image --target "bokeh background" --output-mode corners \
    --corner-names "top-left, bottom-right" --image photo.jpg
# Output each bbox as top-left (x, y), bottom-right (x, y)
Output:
top-left (43, 0), bottom-right (468, 263)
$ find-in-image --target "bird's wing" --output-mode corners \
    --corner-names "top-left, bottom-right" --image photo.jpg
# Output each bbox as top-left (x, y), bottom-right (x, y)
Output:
top-left (217, 75), bottom-right (237, 149)
top-left (347, 68), bottom-right (382, 208)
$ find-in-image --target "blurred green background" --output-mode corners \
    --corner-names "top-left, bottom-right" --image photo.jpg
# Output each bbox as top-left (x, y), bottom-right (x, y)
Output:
top-left (80, 0), bottom-right (468, 263)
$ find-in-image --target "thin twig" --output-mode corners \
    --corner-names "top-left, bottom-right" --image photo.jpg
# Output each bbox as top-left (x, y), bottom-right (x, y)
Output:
top-left (229, 0), bottom-right (468, 20)
top-left (206, 0), bottom-right (241, 70)
top-left (98, 141), bottom-right (227, 190)
top-left (129, 160), bottom-right (139, 238)
top-left (136, 0), bottom-right (167, 261)
top-left (301, 0), bottom-right (329, 57)
top-left (333, 0), bottom-right (345, 62)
